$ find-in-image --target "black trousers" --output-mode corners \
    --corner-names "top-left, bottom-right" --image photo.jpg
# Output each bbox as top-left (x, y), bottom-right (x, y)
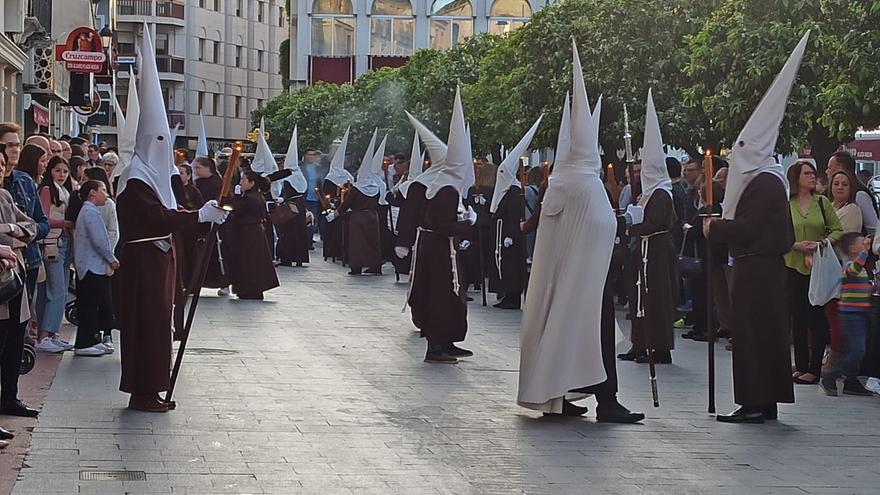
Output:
top-left (0, 293), bottom-right (25, 404)
top-left (788, 269), bottom-right (829, 376)
top-left (571, 269), bottom-right (619, 402)
top-left (75, 272), bottom-right (112, 349)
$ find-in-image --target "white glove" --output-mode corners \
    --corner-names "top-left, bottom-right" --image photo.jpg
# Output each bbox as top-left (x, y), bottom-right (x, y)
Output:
top-left (275, 197), bottom-right (285, 204)
top-left (465, 205), bottom-right (478, 226)
top-left (476, 194), bottom-right (486, 205)
top-left (234, 185), bottom-right (242, 196)
top-left (305, 211), bottom-right (315, 226)
top-left (325, 211), bottom-right (337, 223)
top-left (503, 237), bottom-right (513, 248)
top-left (394, 246), bottom-right (410, 259)
top-left (459, 240), bottom-right (471, 250)
top-left (198, 200), bottom-right (229, 225)
top-left (625, 204), bottom-right (645, 225)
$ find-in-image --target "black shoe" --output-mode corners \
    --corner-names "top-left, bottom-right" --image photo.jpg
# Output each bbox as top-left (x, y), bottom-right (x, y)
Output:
top-left (762, 404), bottom-right (778, 420)
top-left (596, 400), bottom-right (645, 424)
top-left (0, 425), bottom-right (13, 440)
top-left (843, 381), bottom-right (874, 396)
top-left (681, 331), bottom-right (705, 340)
top-left (237, 294), bottom-right (264, 300)
top-left (424, 352), bottom-right (458, 364)
top-left (716, 406), bottom-right (764, 424)
top-left (364, 266), bottom-right (382, 275)
top-left (348, 268), bottom-right (362, 275)
top-left (617, 348), bottom-right (641, 361)
top-left (543, 399), bottom-right (589, 417)
top-left (445, 344), bottom-right (473, 358)
top-left (493, 297), bottom-right (521, 309)
top-left (635, 351), bottom-right (672, 364)
top-left (466, 296), bottom-right (474, 302)
top-left (295, 262), bottom-right (303, 267)
top-left (0, 400), bottom-right (39, 418)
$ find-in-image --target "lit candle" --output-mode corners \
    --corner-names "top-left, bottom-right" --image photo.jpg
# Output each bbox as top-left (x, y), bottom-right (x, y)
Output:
top-left (703, 149), bottom-right (713, 207)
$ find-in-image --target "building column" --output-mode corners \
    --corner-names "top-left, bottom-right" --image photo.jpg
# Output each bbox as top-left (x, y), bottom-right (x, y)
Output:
top-left (354, 0), bottom-right (369, 77)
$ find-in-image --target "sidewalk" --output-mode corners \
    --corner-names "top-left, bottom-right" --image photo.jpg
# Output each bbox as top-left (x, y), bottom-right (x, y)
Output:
top-left (11, 258), bottom-right (880, 494)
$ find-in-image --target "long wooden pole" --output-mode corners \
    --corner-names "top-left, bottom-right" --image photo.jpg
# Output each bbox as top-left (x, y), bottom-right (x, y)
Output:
top-left (166, 142), bottom-right (243, 404)
top-left (703, 149), bottom-right (716, 414)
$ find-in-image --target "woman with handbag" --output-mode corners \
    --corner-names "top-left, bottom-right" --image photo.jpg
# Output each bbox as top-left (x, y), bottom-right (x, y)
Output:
top-left (786, 160), bottom-right (844, 385)
top-left (34, 157), bottom-right (74, 353)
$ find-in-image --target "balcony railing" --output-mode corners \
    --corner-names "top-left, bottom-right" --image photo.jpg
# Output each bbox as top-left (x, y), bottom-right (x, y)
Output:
top-left (157, 1), bottom-right (185, 19)
top-left (156, 55), bottom-right (184, 74)
top-left (118, 1), bottom-right (185, 20)
top-left (118, 0), bottom-right (151, 16)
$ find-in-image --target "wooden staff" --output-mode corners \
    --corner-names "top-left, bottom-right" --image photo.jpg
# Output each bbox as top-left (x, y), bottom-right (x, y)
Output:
top-left (703, 149), bottom-right (716, 414)
top-left (474, 159), bottom-right (487, 306)
top-left (166, 141), bottom-right (243, 404)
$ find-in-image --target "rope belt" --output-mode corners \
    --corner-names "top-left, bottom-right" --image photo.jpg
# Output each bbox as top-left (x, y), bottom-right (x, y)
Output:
top-left (401, 227), bottom-right (461, 313)
top-left (125, 235), bottom-right (172, 244)
top-left (636, 230), bottom-right (668, 319)
top-left (495, 218), bottom-right (503, 280)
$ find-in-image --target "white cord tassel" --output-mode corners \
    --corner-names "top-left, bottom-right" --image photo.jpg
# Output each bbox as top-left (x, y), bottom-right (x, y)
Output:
top-left (637, 236), bottom-right (649, 319)
top-left (450, 237), bottom-right (460, 296)
top-left (402, 228), bottom-right (422, 313)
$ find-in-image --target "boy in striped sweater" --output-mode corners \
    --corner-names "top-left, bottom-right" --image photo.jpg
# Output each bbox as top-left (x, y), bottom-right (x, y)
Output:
top-left (821, 232), bottom-right (875, 396)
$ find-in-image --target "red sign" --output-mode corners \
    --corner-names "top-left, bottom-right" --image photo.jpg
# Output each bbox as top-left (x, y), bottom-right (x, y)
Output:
top-left (32, 103), bottom-right (49, 127)
top-left (56, 27), bottom-right (106, 73)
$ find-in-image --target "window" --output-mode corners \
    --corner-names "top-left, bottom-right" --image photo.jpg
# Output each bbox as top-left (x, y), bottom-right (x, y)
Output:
top-left (198, 39), bottom-right (206, 61)
top-left (156, 33), bottom-right (169, 55)
top-left (236, 0), bottom-right (243, 15)
top-left (430, 0), bottom-right (474, 50)
top-left (488, 0), bottom-right (531, 35)
top-left (214, 0), bottom-right (221, 11)
top-left (258, 1), bottom-right (265, 22)
top-left (198, 91), bottom-right (205, 113)
top-left (257, 49), bottom-right (265, 71)
top-left (370, 0), bottom-right (414, 56)
top-left (311, 0), bottom-right (356, 56)
top-left (199, 0), bottom-right (206, 7)
top-left (257, 99), bottom-right (264, 109)
top-left (235, 96), bottom-right (242, 118)
top-left (213, 94), bottom-right (221, 116)
top-left (235, 45), bottom-right (243, 67)
top-left (279, 7), bottom-right (285, 27)
top-left (213, 41), bottom-right (220, 64)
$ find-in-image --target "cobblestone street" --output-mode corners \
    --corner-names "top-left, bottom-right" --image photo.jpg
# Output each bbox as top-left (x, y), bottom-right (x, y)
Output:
top-left (10, 257), bottom-right (880, 494)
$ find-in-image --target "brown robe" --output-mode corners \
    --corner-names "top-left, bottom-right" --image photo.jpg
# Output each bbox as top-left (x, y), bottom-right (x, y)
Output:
top-left (225, 189), bottom-right (280, 297)
top-left (464, 185), bottom-right (494, 289)
top-left (628, 190), bottom-right (677, 352)
top-left (321, 179), bottom-right (344, 260)
top-left (172, 182), bottom-right (204, 337)
top-left (338, 187), bottom-right (382, 270)
top-left (392, 182), bottom-right (427, 276)
top-left (276, 182), bottom-right (310, 264)
top-left (709, 172), bottom-right (795, 406)
top-left (408, 186), bottom-right (470, 344)
top-left (489, 186), bottom-right (526, 296)
top-left (194, 175), bottom-right (229, 288)
top-left (117, 179), bottom-right (198, 395)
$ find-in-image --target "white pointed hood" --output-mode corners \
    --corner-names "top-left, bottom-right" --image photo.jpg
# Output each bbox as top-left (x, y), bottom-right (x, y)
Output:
top-left (251, 117), bottom-right (282, 197)
top-left (117, 26), bottom-right (177, 209)
top-left (491, 115), bottom-right (543, 213)
top-left (325, 127), bottom-right (353, 187)
top-left (638, 89), bottom-right (672, 207)
top-left (353, 129), bottom-right (380, 197)
top-left (554, 92), bottom-right (571, 167)
top-left (281, 126), bottom-right (308, 194)
top-left (373, 135), bottom-right (389, 204)
top-left (112, 92), bottom-right (125, 130)
top-left (195, 112), bottom-right (209, 158)
top-left (114, 68), bottom-right (140, 179)
top-left (420, 86), bottom-right (475, 200)
top-left (722, 31), bottom-right (809, 220)
top-left (396, 130), bottom-right (423, 198)
top-left (554, 40), bottom-right (601, 180)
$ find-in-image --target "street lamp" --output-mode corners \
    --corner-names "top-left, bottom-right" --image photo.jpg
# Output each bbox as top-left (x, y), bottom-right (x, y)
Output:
top-left (100, 25), bottom-right (112, 48)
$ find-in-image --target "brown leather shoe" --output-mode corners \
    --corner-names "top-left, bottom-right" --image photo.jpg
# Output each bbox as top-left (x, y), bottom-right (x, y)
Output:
top-left (128, 395), bottom-right (170, 413)
top-left (424, 352), bottom-right (458, 364)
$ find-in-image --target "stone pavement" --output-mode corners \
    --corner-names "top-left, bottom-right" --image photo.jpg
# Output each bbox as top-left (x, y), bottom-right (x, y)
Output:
top-left (11, 257), bottom-right (880, 494)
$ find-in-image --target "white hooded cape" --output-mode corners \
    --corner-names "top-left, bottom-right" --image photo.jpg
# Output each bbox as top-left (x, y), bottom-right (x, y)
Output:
top-left (353, 129), bottom-right (380, 197)
top-left (117, 26), bottom-right (177, 209)
top-left (638, 88), bottom-right (672, 208)
top-left (251, 118), bottom-right (282, 198)
top-left (113, 68), bottom-right (139, 180)
top-left (282, 126), bottom-right (308, 194)
top-left (325, 127), bottom-right (354, 187)
top-left (396, 131), bottom-right (422, 199)
top-left (490, 116), bottom-right (543, 214)
top-left (195, 112), bottom-right (209, 159)
top-left (517, 40), bottom-right (615, 413)
top-left (722, 31), bottom-right (809, 220)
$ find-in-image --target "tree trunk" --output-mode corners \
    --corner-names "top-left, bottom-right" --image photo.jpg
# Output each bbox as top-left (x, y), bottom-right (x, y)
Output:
top-left (808, 124), bottom-right (841, 175)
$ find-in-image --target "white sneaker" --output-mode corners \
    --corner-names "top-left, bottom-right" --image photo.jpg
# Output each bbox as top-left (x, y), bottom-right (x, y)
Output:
top-left (217, 287), bottom-right (230, 296)
top-left (35, 337), bottom-right (66, 353)
top-left (74, 344), bottom-right (108, 356)
top-left (50, 336), bottom-right (74, 351)
top-left (95, 343), bottom-right (114, 354)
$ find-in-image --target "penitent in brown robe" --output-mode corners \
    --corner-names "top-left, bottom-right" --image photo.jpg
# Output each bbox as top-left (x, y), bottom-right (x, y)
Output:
top-left (408, 186), bottom-right (471, 344)
top-left (194, 174), bottom-right (229, 288)
top-left (321, 179), bottom-right (344, 261)
top-left (117, 179), bottom-right (199, 395)
top-left (488, 186), bottom-right (526, 296)
top-left (225, 189), bottom-right (280, 298)
top-left (709, 172), bottom-right (795, 406)
top-left (338, 187), bottom-right (382, 270)
top-left (628, 190), bottom-right (678, 352)
top-left (276, 182), bottom-right (310, 265)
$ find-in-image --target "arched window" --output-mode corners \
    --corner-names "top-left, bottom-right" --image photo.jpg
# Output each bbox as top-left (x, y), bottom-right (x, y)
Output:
top-left (489, 0), bottom-right (531, 35)
top-left (311, 0), bottom-right (355, 56)
top-left (430, 0), bottom-right (473, 50)
top-left (370, 0), bottom-right (414, 56)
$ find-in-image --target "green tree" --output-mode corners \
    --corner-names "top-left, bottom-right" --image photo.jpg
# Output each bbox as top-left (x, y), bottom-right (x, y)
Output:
top-left (684, 0), bottom-right (880, 170)
top-left (279, 39), bottom-right (290, 91)
top-left (252, 82), bottom-right (351, 152)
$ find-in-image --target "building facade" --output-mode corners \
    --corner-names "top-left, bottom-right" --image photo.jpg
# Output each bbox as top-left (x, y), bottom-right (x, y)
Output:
top-left (289, 0), bottom-right (547, 85)
top-left (114, 0), bottom-right (287, 151)
top-left (1, 0), bottom-right (28, 124)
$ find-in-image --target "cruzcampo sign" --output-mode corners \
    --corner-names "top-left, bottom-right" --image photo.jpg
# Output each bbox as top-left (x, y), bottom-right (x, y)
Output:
top-left (55, 27), bottom-right (106, 73)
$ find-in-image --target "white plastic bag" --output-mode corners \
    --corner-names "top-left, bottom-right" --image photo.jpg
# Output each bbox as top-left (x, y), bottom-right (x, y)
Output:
top-left (808, 240), bottom-right (841, 306)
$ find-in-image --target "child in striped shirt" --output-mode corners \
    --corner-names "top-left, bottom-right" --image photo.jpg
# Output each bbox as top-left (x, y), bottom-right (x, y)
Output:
top-left (821, 232), bottom-right (875, 396)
